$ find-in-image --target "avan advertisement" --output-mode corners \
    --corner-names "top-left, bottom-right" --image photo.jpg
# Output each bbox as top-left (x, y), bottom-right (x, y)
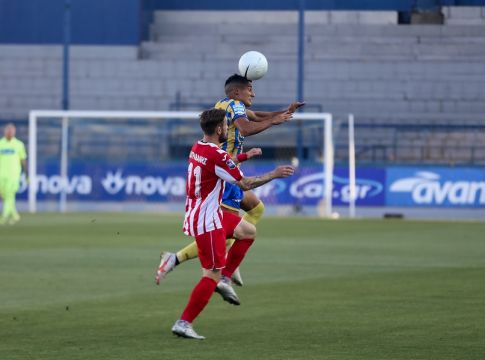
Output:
top-left (386, 167), bottom-right (485, 208)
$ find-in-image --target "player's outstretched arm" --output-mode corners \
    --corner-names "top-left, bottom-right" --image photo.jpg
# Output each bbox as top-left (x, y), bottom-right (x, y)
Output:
top-left (235, 111), bottom-right (292, 137)
top-left (246, 102), bottom-right (305, 123)
top-left (247, 109), bottom-right (285, 123)
top-left (236, 165), bottom-right (294, 191)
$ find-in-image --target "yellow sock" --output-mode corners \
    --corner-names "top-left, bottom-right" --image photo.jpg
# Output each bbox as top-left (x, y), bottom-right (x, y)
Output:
top-left (242, 201), bottom-right (265, 225)
top-left (176, 241), bottom-right (199, 263)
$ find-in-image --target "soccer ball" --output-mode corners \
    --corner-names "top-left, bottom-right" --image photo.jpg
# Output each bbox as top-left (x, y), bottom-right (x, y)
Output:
top-left (238, 51), bottom-right (268, 80)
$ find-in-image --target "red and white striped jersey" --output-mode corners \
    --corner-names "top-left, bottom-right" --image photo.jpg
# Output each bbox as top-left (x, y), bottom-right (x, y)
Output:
top-left (183, 141), bottom-right (243, 237)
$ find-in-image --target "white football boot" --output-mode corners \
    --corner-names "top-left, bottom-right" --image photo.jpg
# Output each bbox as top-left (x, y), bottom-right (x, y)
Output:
top-left (171, 320), bottom-right (205, 340)
top-left (231, 267), bottom-right (244, 287)
top-left (215, 276), bottom-right (240, 305)
top-left (155, 252), bottom-right (176, 285)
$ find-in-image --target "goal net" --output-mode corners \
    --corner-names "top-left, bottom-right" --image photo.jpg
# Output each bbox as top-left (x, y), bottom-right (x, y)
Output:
top-left (27, 110), bottom-right (335, 217)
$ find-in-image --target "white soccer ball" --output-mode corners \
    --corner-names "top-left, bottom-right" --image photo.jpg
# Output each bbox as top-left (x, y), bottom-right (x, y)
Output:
top-left (238, 51), bottom-right (268, 80)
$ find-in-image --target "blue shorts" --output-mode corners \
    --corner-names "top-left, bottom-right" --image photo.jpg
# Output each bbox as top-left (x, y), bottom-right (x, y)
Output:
top-left (222, 182), bottom-right (244, 211)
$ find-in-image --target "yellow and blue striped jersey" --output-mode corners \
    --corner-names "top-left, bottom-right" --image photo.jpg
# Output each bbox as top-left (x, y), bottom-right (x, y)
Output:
top-left (214, 97), bottom-right (248, 157)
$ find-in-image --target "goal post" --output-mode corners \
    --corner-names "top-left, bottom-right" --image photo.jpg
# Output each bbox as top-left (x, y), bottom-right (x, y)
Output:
top-left (28, 110), bottom-right (336, 217)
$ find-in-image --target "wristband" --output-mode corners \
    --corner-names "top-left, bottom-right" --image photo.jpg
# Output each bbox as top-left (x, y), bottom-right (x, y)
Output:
top-left (237, 153), bottom-right (248, 162)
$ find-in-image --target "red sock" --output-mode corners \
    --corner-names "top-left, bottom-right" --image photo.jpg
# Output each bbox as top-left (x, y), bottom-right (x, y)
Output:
top-left (222, 238), bottom-right (254, 278)
top-left (180, 276), bottom-right (217, 323)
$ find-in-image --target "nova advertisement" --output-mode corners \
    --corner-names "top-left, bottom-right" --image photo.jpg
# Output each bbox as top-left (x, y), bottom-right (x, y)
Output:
top-left (17, 161), bottom-right (386, 206)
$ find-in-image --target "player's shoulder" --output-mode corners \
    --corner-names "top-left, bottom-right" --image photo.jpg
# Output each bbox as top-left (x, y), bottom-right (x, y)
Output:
top-left (228, 99), bottom-right (245, 111)
top-left (214, 98), bottom-right (228, 109)
top-left (205, 143), bottom-right (231, 162)
top-left (215, 97), bottom-right (244, 109)
top-left (213, 147), bottom-right (236, 169)
top-left (222, 98), bottom-right (246, 120)
top-left (215, 147), bottom-right (230, 159)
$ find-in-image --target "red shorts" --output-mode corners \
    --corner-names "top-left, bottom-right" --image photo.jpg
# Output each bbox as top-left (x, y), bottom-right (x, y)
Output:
top-left (221, 210), bottom-right (242, 239)
top-left (195, 228), bottom-right (227, 270)
top-left (195, 211), bottom-right (242, 270)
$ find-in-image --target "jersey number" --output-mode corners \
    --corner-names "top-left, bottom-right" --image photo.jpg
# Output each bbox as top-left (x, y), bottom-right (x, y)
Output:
top-left (187, 163), bottom-right (202, 198)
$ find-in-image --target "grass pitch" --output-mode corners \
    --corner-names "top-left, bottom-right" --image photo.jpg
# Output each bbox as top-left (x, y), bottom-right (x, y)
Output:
top-left (1, 213), bottom-right (485, 360)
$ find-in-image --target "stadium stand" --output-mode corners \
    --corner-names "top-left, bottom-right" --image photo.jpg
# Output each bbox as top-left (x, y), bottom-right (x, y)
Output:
top-left (1, 5), bottom-right (485, 165)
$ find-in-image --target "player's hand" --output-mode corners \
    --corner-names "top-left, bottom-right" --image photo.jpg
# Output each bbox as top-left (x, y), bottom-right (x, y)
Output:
top-left (246, 148), bottom-right (262, 159)
top-left (272, 111), bottom-right (293, 125)
top-left (272, 165), bottom-right (295, 179)
top-left (287, 102), bottom-right (305, 113)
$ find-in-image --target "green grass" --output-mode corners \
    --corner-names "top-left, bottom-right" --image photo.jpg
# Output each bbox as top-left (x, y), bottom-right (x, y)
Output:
top-left (1, 214), bottom-right (485, 360)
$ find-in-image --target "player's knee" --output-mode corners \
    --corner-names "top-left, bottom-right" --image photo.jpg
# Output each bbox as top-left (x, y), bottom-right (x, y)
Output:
top-left (202, 268), bottom-right (221, 282)
top-left (246, 223), bottom-right (257, 238)
top-left (234, 220), bottom-right (256, 240)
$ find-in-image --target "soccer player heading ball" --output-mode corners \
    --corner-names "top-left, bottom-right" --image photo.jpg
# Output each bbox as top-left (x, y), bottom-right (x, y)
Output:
top-left (171, 109), bottom-right (294, 339)
top-left (156, 74), bottom-right (304, 290)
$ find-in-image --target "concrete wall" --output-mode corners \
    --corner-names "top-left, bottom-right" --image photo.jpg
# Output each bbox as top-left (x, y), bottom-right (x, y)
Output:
top-left (0, 0), bottom-right (141, 45)
top-left (1, 10), bottom-right (485, 123)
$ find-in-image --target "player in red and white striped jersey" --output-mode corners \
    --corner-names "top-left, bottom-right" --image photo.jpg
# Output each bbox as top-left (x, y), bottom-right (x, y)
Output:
top-left (171, 109), bottom-right (294, 340)
top-left (182, 140), bottom-right (242, 237)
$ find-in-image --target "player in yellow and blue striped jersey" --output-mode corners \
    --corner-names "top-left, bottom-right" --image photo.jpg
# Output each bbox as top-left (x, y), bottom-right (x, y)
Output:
top-left (213, 74), bottom-right (302, 213)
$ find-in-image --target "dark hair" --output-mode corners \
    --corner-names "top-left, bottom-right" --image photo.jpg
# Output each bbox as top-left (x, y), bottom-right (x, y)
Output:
top-left (224, 74), bottom-right (251, 95)
top-left (200, 109), bottom-right (226, 135)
